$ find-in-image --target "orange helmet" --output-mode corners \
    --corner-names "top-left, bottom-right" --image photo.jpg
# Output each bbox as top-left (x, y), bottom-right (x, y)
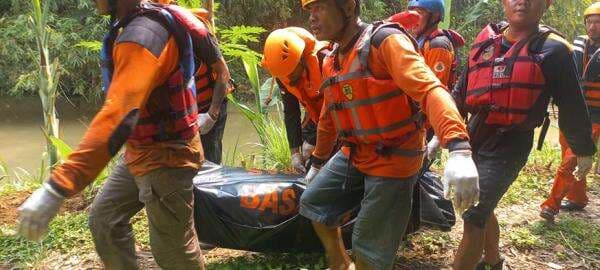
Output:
top-left (301, 0), bottom-right (320, 9)
top-left (262, 29), bottom-right (307, 78)
top-left (285, 27), bottom-right (317, 54)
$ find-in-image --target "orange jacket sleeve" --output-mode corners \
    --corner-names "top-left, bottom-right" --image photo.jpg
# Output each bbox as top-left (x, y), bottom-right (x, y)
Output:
top-left (376, 33), bottom-right (469, 148)
top-left (313, 100), bottom-right (339, 161)
top-left (48, 40), bottom-right (178, 197)
top-left (423, 47), bottom-right (454, 86)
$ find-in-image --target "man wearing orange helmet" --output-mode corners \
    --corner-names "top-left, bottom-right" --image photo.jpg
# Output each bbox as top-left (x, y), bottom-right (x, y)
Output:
top-left (451, 0), bottom-right (595, 269)
top-left (299, 0), bottom-right (478, 269)
top-left (540, 1), bottom-right (600, 220)
top-left (262, 27), bottom-right (332, 173)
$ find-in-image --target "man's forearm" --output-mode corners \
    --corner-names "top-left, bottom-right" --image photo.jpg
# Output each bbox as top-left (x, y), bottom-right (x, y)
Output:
top-left (207, 58), bottom-right (231, 118)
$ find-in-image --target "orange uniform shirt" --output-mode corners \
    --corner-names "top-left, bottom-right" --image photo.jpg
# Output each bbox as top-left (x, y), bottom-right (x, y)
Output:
top-left (314, 29), bottom-right (468, 178)
top-left (50, 31), bottom-right (202, 197)
top-left (420, 34), bottom-right (455, 88)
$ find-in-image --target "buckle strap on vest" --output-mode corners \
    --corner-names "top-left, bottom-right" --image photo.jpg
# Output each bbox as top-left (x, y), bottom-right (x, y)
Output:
top-left (583, 84), bottom-right (600, 91)
top-left (468, 55), bottom-right (539, 73)
top-left (489, 106), bottom-right (531, 115)
top-left (328, 89), bottom-right (403, 111)
top-left (374, 128), bottom-right (424, 157)
top-left (537, 112), bottom-right (550, 151)
top-left (466, 82), bottom-right (546, 98)
top-left (319, 70), bottom-right (371, 92)
top-left (375, 145), bottom-right (425, 157)
top-left (338, 112), bottom-right (423, 138)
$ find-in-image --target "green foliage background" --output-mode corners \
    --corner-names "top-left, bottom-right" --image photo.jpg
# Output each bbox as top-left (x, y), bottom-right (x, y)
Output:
top-left (0, 0), bottom-right (594, 100)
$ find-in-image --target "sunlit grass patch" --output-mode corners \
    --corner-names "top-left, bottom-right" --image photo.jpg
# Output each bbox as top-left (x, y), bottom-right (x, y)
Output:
top-left (501, 144), bottom-right (561, 205)
top-left (507, 216), bottom-right (600, 258)
top-left (206, 252), bottom-right (326, 270)
top-left (405, 230), bottom-right (455, 254)
top-left (0, 212), bottom-right (93, 267)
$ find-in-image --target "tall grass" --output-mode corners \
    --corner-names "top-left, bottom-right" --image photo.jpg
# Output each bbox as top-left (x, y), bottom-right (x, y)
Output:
top-left (30, 0), bottom-right (61, 167)
top-left (227, 47), bottom-right (292, 171)
top-left (0, 156), bottom-right (9, 182)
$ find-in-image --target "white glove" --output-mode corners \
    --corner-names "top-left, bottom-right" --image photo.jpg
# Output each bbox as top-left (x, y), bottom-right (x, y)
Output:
top-left (305, 166), bottom-right (320, 185)
top-left (302, 142), bottom-right (315, 162)
top-left (442, 150), bottom-right (480, 215)
top-left (17, 183), bottom-right (65, 241)
top-left (426, 136), bottom-right (441, 161)
top-left (198, 113), bottom-right (217, 135)
top-left (574, 156), bottom-right (593, 181)
top-left (292, 152), bottom-right (306, 173)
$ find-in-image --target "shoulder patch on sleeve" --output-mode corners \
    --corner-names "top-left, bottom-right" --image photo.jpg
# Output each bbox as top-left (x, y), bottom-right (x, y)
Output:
top-left (529, 32), bottom-right (572, 54)
top-left (371, 26), bottom-right (406, 49)
top-left (428, 36), bottom-right (453, 51)
top-left (547, 33), bottom-right (573, 52)
top-left (116, 15), bottom-right (170, 58)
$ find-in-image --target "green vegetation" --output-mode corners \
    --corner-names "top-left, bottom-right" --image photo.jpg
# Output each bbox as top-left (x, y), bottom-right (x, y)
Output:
top-left (209, 253), bottom-right (327, 270)
top-left (507, 216), bottom-right (600, 259)
top-left (1, 0), bottom-right (593, 101)
top-left (502, 144), bottom-right (562, 205)
top-left (29, 0), bottom-right (62, 166)
top-left (1, 0), bottom-right (600, 269)
top-left (0, 212), bottom-right (93, 267)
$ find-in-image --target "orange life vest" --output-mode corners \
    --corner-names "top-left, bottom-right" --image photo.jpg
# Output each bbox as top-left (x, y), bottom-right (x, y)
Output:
top-left (280, 42), bottom-right (331, 123)
top-left (194, 62), bottom-right (216, 113)
top-left (574, 35), bottom-right (600, 112)
top-left (320, 23), bottom-right (423, 156)
top-left (161, 4), bottom-right (222, 113)
top-left (465, 24), bottom-right (553, 127)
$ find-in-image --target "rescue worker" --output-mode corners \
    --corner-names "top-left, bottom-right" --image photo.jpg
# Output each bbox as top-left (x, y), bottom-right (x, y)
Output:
top-left (16, 0), bottom-right (230, 269)
top-left (405, 0), bottom-right (466, 157)
top-left (540, 1), bottom-right (600, 219)
top-left (262, 27), bottom-right (331, 173)
top-left (299, 0), bottom-right (479, 269)
top-left (408, 0), bottom-right (463, 89)
top-left (450, 0), bottom-right (596, 269)
top-left (156, 0), bottom-right (231, 165)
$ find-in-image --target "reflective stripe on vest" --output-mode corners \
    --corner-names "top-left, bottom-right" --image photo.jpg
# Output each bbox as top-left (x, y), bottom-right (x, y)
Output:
top-left (573, 35), bottom-right (600, 113)
top-left (101, 4), bottom-right (198, 144)
top-left (465, 24), bottom-right (548, 126)
top-left (320, 23), bottom-right (423, 155)
top-left (195, 62), bottom-right (215, 112)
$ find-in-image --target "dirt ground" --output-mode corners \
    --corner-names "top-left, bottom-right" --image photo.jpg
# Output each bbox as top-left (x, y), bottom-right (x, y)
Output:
top-left (0, 191), bottom-right (89, 226)
top-left (2, 188), bottom-right (599, 269)
top-left (395, 191), bottom-right (600, 270)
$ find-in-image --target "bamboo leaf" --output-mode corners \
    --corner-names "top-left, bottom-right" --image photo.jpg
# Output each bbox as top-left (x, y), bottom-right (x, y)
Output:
top-left (48, 136), bottom-right (73, 161)
top-left (75, 40), bottom-right (102, 52)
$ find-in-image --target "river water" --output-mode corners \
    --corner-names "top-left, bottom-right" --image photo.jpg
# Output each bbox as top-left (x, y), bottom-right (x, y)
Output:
top-left (0, 96), bottom-right (257, 174)
top-left (0, 96), bottom-right (562, 176)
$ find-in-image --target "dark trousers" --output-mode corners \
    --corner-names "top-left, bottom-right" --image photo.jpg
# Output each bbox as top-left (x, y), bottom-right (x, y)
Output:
top-left (201, 102), bottom-right (227, 164)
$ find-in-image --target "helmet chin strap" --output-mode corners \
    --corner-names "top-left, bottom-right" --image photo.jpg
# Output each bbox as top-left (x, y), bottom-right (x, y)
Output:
top-left (420, 13), bottom-right (440, 38)
top-left (333, 3), bottom-right (353, 43)
top-left (108, 0), bottom-right (118, 23)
